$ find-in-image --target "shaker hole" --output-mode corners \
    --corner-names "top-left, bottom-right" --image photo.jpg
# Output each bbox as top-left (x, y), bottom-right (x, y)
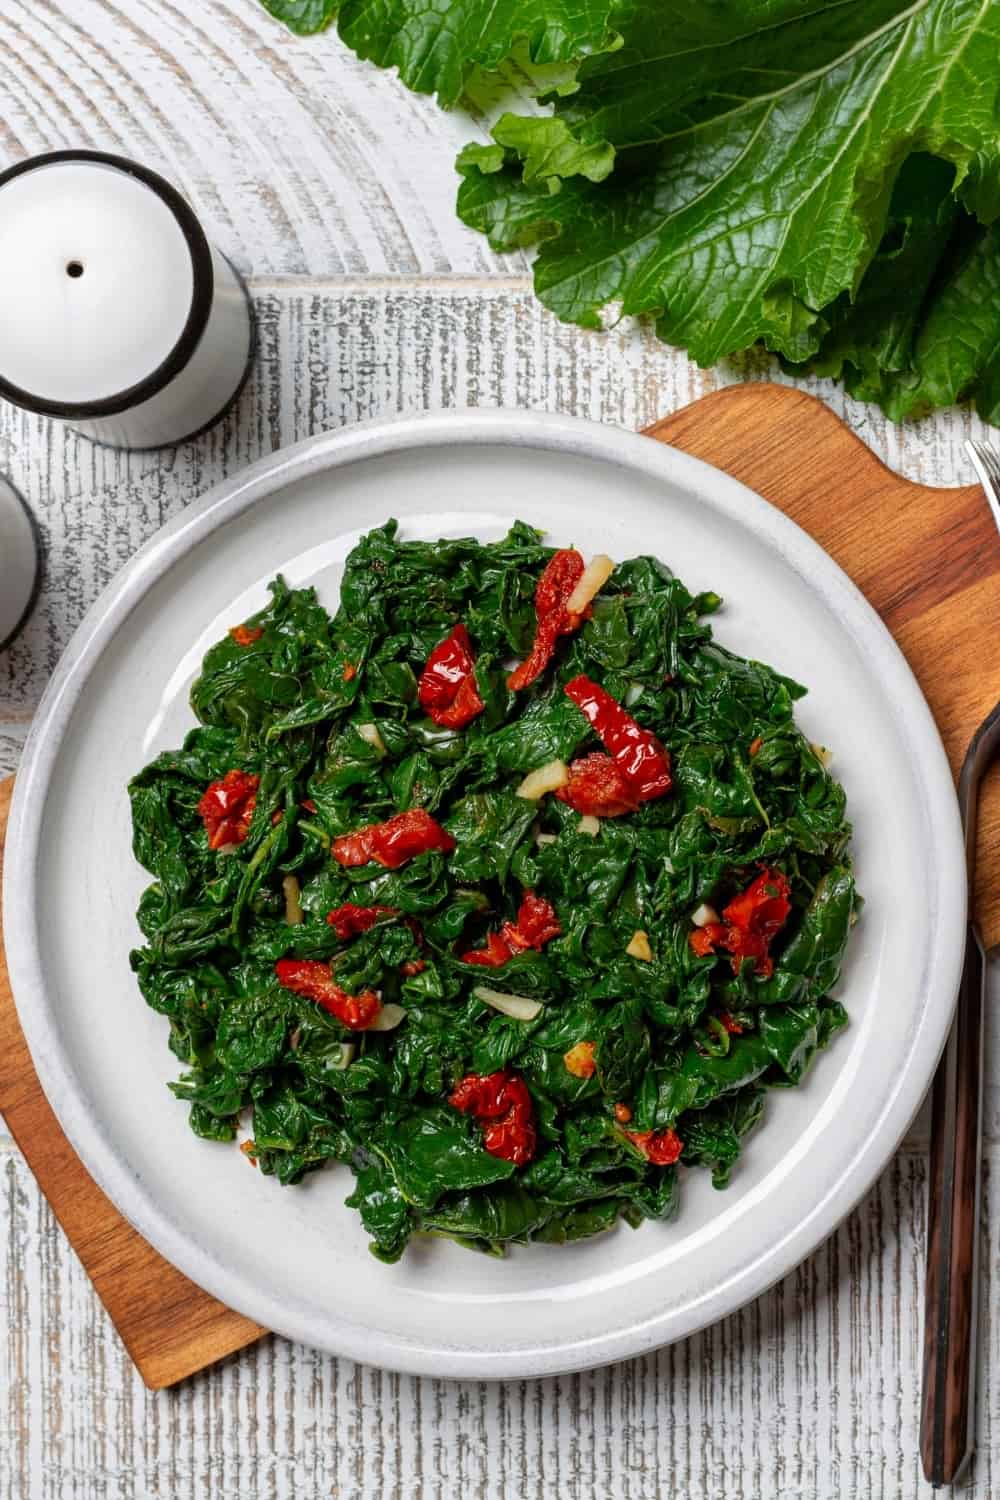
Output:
top-left (66, 261), bottom-right (84, 279)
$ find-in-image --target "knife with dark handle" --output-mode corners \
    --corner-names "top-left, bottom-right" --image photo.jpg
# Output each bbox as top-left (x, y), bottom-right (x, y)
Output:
top-left (920, 439), bottom-right (1000, 1486)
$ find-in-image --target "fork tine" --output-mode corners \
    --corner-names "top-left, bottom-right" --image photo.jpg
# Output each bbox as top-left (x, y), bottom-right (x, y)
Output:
top-left (978, 439), bottom-right (1000, 491)
top-left (965, 439), bottom-right (1000, 535)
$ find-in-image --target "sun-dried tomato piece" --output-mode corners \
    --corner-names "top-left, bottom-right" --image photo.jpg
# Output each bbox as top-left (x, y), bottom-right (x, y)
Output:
top-left (688, 923), bottom-right (728, 959)
top-left (718, 1010), bottom-right (743, 1035)
top-left (687, 868), bottom-right (792, 976)
top-left (331, 808), bottom-right (456, 870)
top-left (274, 958), bottom-right (381, 1030)
top-left (564, 1040), bottom-right (597, 1078)
top-left (197, 769), bottom-right (260, 850)
top-left (229, 623), bottom-right (263, 646)
top-left (342, 662), bottom-right (357, 682)
top-left (400, 959), bottom-right (427, 977)
top-left (723, 868), bottom-right (792, 940)
top-left (461, 891), bottom-right (561, 965)
top-left (326, 903), bottom-right (398, 940)
top-left (449, 1069), bottom-right (536, 1165)
top-left (624, 1127), bottom-right (683, 1166)
top-left (507, 549), bottom-right (589, 691)
top-left (418, 623), bottom-right (485, 729)
top-left (462, 930), bottom-right (516, 968)
top-left (564, 676), bottom-right (671, 801)
top-left (555, 753), bottom-right (640, 818)
top-left (509, 891), bottom-right (561, 950)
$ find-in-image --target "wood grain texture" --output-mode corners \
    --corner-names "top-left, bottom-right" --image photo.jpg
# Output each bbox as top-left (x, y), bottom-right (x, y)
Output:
top-left (0, 779), bottom-right (264, 1389)
top-left (649, 386), bottom-right (1000, 947)
top-left (2, 283), bottom-right (999, 1494)
top-left (0, 1138), bottom-right (994, 1499)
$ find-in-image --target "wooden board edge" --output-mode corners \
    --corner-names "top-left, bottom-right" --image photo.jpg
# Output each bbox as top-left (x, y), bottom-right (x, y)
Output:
top-left (0, 775), bottom-right (266, 1388)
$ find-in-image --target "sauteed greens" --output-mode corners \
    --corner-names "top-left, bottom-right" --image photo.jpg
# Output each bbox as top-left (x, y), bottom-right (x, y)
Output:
top-left (129, 522), bottom-right (856, 1261)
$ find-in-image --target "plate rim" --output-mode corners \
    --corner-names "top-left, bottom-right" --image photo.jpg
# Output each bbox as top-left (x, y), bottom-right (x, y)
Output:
top-left (4, 406), bottom-right (966, 1377)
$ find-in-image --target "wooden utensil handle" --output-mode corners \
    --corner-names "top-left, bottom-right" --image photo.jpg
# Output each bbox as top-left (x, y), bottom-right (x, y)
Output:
top-left (920, 924), bottom-right (986, 1485)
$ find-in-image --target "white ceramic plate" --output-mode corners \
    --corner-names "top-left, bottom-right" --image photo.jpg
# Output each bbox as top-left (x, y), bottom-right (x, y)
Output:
top-left (5, 409), bottom-right (965, 1379)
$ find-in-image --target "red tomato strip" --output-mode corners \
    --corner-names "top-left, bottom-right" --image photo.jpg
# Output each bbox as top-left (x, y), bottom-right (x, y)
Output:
top-left (197, 769), bottom-right (260, 850)
top-left (461, 891), bottom-right (561, 965)
top-left (331, 808), bottom-right (456, 870)
top-left (418, 623), bottom-right (485, 729)
top-left (275, 958), bottom-right (381, 1030)
top-left (326, 903), bottom-right (398, 939)
top-left (624, 1127), bottom-right (683, 1166)
top-left (563, 676), bottom-right (671, 801)
top-left (507, 550), bottom-right (590, 691)
top-left (687, 867), bottom-right (792, 977)
top-left (449, 1069), bottom-right (536, 1165)
top-left (229, 623), bottom-right (263, 646)
top-left (555, 752), bottom-right (640, 818)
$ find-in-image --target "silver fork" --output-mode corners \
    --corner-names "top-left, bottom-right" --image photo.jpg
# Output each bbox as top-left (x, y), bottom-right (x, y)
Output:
top-left (966, 438), bottom-right (1000, 534)
top-left (920, 435), bottom-right (1000, 1486)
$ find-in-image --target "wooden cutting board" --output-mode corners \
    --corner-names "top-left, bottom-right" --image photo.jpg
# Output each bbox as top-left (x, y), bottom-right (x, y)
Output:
top-left (1, 381), bottom-right (997, 1389)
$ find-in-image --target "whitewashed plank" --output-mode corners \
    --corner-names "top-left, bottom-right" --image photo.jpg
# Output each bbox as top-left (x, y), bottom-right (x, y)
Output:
top-left (0, 0), bottom-right (526, 278)
top-left (0, 1141), bottom-right (995, 1499)
top-left (2, 282), bottom-right (992, 719)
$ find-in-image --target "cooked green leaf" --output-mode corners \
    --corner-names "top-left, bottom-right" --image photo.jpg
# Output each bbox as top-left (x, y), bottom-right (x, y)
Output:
top-left (130, 522), bottom-right (855, 1260)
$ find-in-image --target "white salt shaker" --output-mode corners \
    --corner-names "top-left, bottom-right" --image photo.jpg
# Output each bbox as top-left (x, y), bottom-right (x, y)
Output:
top-left (0, 150), bottom-right (254, 449)
top-left (0, 478), bottom-right (40, 650)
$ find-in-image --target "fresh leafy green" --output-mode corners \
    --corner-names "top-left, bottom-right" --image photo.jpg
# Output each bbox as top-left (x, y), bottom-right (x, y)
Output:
top-left (259, 0), bottom-right (620, 105)
top-left (457, 0), bottom-right (1000, 366)
top-left (130, 521), bottom-right (856, 1261)
top-left (257, 0), bottom-right (1000, 420)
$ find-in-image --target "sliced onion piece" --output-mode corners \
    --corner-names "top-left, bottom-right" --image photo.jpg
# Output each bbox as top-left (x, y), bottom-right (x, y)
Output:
top-left (358, 722), bottom-right (387, 756)
top-left (367, 1002), bottom-right (406, 1032)
top-left (626, 930), bottom-right (653, 962)
top-left (473, 986), bottom-right (544, 1021)
top-left (565, 553), bottom-right (615, 614)
top-left (516, 759), bottom-right (570, 800)
top-left (330, 1042), bottom-right (356, 1069)
top-left (282, 874), bottom-right (304, 926)
top-left (691, 902), bottom-right (720, 928)
top-left (578, 815), bottom-right (600, 836)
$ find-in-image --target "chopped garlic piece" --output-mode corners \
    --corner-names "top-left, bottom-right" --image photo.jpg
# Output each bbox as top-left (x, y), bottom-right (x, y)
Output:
top-left (330, 1043), bottom-right (356, 1070)
top-left (368, 1002), bottom-right (406, 1032)
top-left (563, 1040), bottom-right (597, 1078)
top-left (358, 722), bottom-right (387, 756)
top-left (566, 554), bottom-right (615, 614)
top-left (626, 930), bottom-right (653, 962)
top-left (282, 874), bottom-right (304, 926)
top-left (811, 742), bottom-right (832, 766)
top-left (578, 815), bottom-right (600, 836)
top-left (473, 986), bottom-right (544, 1021)
top-left (536, 832), bottom-right (558, 846)
top-left (691, 903), bottom-right (720, 928)
top-left (516, 759), bottom-right (570, 800)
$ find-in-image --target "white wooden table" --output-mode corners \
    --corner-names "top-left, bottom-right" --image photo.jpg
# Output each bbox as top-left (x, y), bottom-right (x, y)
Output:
top-left (1, 5), bottom-right (998, 1496)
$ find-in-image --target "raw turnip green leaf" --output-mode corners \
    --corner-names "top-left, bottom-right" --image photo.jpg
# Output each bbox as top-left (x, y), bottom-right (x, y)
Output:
top-left (457, 0), bottom-right (1000, 364)
top-left (262, 0), bottom-right (622, 105)
top-left (258, 0), bottom-right (1000, 418)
